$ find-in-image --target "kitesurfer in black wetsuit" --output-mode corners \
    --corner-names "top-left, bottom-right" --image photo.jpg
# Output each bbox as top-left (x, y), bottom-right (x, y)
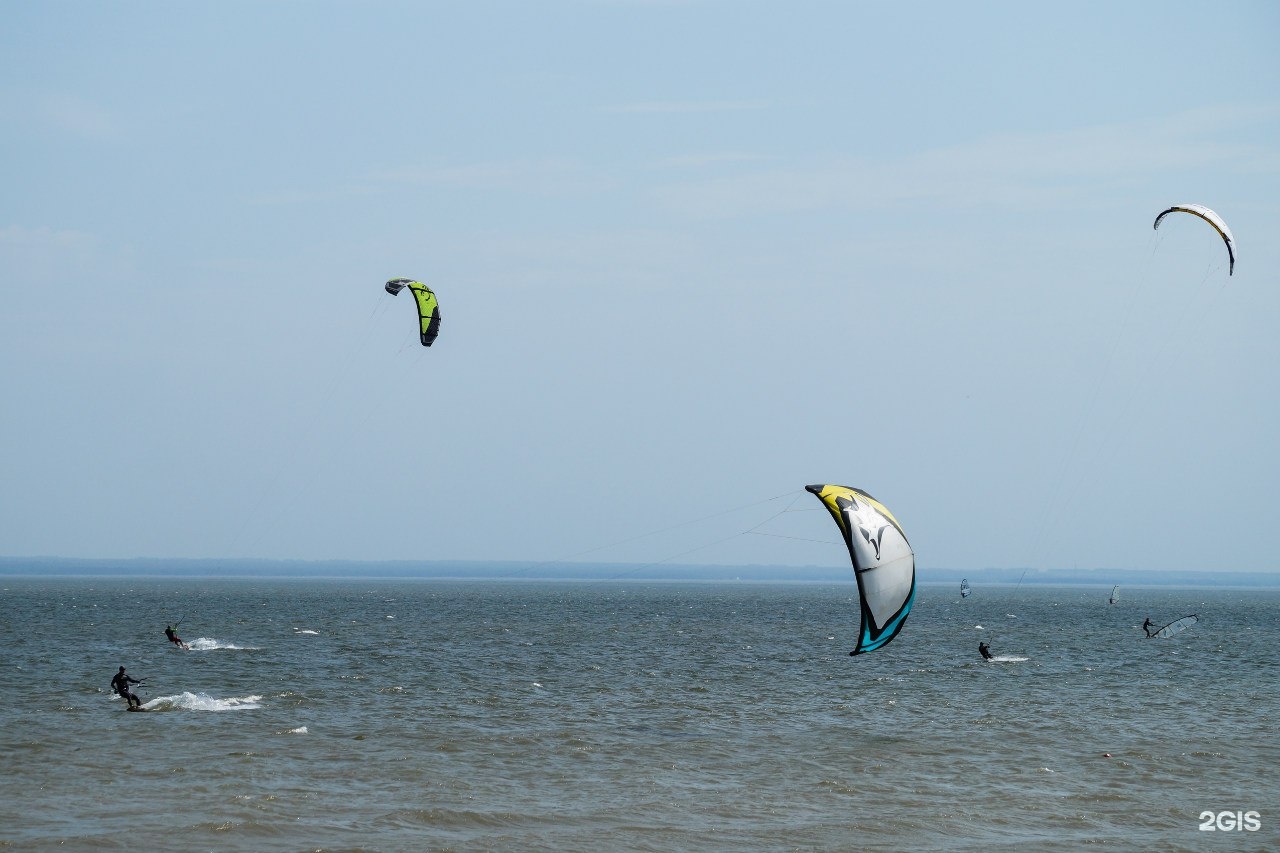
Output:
top-left (1142, 618), bottom-right (1154, 638)
top-left (978, 642), bottom-right (993, 660)
top-left (165, 625), bottom-right (187, 650)
top-left (111, 666), bottom-right (142, 708)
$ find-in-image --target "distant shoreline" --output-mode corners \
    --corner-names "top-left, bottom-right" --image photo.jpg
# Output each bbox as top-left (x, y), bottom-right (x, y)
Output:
top-left (2, 557), bottom-right (1277, 587)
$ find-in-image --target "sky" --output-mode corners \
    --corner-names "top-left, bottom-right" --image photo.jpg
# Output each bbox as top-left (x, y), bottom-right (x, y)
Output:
top-left (2, 1), bottom-right (1277, 574)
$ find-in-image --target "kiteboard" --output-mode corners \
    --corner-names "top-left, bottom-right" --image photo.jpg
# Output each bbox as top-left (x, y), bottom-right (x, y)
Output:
top-left (126, 705), bottom-right (148, 712)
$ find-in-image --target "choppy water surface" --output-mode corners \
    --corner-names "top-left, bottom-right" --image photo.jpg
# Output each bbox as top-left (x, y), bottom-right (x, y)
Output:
top-left (1, 578), bottom-right (1276, 851)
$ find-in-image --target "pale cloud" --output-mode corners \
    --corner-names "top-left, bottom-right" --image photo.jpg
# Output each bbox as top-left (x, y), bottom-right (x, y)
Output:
top-left (0, 88), bottom-right (122, 141)
top-left (0, 224), bottom-right (101, 250)
top-left (651, 105), bottom-right (1280, 219)
top-left (367, 158), bottom-right (616, 194)
top-left (914, 105), bottom-right (1278, 179)
top-left (605, 100), bottom-right (770, 114)
top-left (42, 93), bottom-right (121, 140)
top-left (250, 158), bottom-right (618, 205)
top-left (247, 184), bottom-right (383, 206)
top-left (0, 225), bottom-right (113, 280)
top-left (656, 152), bottom-right (772, 169)
top-left (450, 227), bottom-right (704, 290)
top-left (582, 0), bottom-right (699, 6)
top-left (0, 225), bottom-right (134, 310)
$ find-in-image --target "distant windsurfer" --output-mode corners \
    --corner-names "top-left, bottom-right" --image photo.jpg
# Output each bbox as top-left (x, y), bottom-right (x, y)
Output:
top-left (165, 625), bottom-right (188, 650)
top-left (1142, 617), bottom-right (1154, 638)
top-left (111, 666), bottom-right (143, 709)
top-left (979, 642), bottom-right (993, 661)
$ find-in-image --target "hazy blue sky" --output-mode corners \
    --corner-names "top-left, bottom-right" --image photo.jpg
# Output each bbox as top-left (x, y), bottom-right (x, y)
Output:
top-left (3, 1), bottom-right (1277, 573)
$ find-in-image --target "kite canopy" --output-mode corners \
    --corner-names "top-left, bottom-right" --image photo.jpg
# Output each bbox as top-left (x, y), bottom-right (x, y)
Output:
top-left (806, 484), bottom-right (915, 655)
top-left (385, 278), bottom-right (441, 347)
top-left (1153, 204), bottom-right (1235, 275)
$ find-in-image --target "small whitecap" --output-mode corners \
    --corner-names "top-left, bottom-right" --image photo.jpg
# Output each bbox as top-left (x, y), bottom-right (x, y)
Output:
top-left (149, 692), bottom-right (263, 711)
top-left (289, 726), bottom-right (308, 734)
top-left (188, 638), bottom-right (258, 651)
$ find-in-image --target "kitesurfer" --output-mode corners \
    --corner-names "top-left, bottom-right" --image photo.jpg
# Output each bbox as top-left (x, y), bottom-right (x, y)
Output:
top-left (979, 642), bottom-right (993, 661)
top-left (1142, 617), bottom-right (1154, 638)
top-left (164, 624), bottom-right (188, 650)
top-left (111, 666), bottom-right (143, 709)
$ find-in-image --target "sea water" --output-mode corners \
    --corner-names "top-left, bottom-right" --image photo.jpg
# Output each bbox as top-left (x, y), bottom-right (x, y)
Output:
top-left (1, 577), bottom-right (1276, 851)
